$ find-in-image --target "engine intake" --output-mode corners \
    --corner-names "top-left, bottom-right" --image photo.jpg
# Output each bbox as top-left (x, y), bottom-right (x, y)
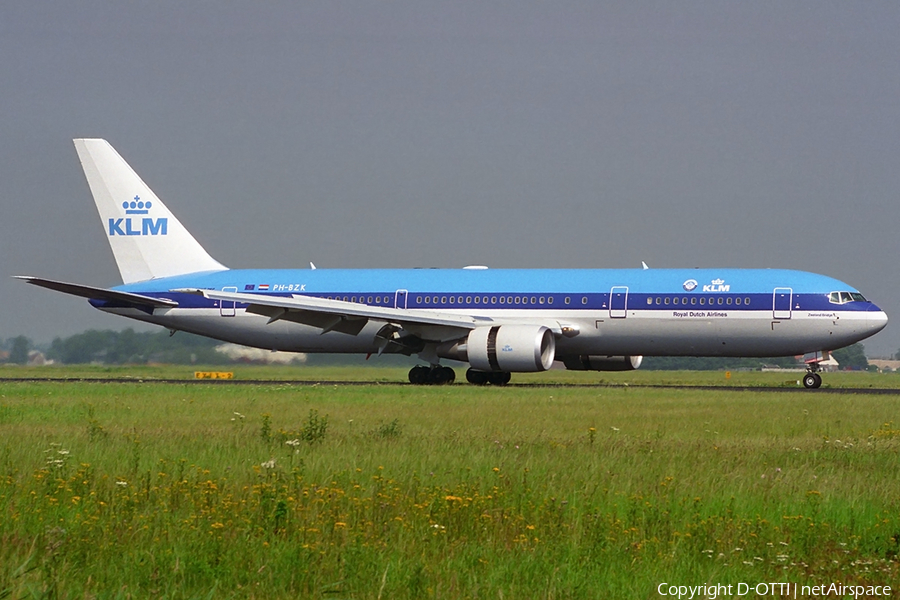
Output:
top-left (562, 355), bottom-right (643, 371)
top-left (439, 325), bottom-right (556, 372)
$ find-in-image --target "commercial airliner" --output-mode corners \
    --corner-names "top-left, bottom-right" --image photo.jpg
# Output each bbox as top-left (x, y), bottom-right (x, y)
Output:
top-left (17, 139), bottom-right (888, 388)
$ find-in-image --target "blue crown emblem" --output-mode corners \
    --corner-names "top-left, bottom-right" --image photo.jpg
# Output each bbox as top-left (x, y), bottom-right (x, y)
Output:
top-left (123, 195), bottom-right (152, 215)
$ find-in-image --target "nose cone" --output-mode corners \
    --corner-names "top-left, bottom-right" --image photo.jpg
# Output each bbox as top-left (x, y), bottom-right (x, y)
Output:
top-left (867, 304), bottom-right (889, 336)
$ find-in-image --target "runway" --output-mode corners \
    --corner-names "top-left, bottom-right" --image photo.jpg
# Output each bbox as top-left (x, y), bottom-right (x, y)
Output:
top-left (2, 377), bottom-right (900, 395)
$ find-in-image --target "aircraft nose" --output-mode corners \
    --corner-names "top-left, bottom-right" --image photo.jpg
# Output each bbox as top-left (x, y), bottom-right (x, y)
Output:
top-left (866, 305), bottom-right (888, 335)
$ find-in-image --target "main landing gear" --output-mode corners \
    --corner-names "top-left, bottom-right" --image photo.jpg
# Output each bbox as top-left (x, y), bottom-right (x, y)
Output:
top-left (408, 365), bottom-right (456, 385)
top-left (465, 368), bottom-right (511, 386)
top-left (407, 366), bottom-right (513, 385)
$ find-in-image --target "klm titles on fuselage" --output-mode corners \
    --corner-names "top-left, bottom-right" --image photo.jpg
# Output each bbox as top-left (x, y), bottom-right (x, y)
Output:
top-left (108, 195), bottom-right (167, 237)
top-left (685, 278), bottom-right (730, 293)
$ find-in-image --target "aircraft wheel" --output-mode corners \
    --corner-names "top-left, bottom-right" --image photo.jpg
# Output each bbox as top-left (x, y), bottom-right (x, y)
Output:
top-left (803, 372), bottom-right (822, 389)
top-left (409, 366), bottom-right (429, 385)
top-left (488, 371), bottom-right (511, 386)
top-left (466, 368), bottom-right (489, 385)
top-left (429, 366), bottom-right (455, 385)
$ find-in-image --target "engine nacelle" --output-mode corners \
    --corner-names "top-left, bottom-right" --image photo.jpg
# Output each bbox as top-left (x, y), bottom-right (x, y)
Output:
top-left (441, 325), bottom-right (556, 372)
top-left (562, 355), bottom-right (643, 372)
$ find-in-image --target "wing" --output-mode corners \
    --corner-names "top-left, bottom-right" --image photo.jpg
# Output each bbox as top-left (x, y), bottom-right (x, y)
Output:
top-left (178, 288), bottom-right (493, 342)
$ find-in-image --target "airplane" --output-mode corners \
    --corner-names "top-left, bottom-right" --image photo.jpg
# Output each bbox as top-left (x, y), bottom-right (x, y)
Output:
top-left (16, 139), bottom-right (888, 388)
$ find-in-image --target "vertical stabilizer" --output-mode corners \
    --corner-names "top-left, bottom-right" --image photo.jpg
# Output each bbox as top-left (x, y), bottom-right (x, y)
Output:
top-left (74, 138), bottom-right (228, 284)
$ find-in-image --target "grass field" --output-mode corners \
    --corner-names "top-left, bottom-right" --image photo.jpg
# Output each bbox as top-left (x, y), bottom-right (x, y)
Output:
top-left (1, 367), bottom-right (899, 598)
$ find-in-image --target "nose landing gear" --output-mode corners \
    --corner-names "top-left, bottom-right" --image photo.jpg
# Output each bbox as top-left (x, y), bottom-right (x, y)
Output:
top-left (802, 371), bottom-right (822, 389)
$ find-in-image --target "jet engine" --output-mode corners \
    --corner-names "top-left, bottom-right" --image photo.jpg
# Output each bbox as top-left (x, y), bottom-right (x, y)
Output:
top-left (562, 355), bottom-right (643, 371)
top-left (438, 325), bottom-right (556, 372)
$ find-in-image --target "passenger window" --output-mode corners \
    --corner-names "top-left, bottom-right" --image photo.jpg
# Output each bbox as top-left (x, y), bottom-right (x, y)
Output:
top-left (514, 297), bottom-right (520, 304)
top-left (664, 297), bottom-right (670, 305)
top-left (474, 297), bottom-right (479, 304)
top-left (548, 297), bottom-right (553, 305)
top-left (735, 297), bottom-right (741, 305)
top-left (699, 297), bottom-right (705, 305)
top-left (539, 297), bottom-right (545, 304)
top-left (531, 297), bottom-right (536, 304)
top-left (717, 297), bottom-right (723, 305)
top-left (726, 297), bottom-right (732, 305)
top-left (647, 297), bottom-right (653, 305)
top-left (691, 298), bottom-right (696, 305)
top-left (449, 296), bottom-right (455, 304)
top-left (673, 297), bottom-right (679, 305)
top-left (655, 297), bottom-right (661, 305)
top-left (582, 297), bottom-right (588, 305)
top-left (745, 297), bottom-right (750, 305)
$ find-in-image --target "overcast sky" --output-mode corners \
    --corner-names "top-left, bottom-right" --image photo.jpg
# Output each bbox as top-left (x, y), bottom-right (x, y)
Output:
top-left (3, 2), bottom-right (899, 356)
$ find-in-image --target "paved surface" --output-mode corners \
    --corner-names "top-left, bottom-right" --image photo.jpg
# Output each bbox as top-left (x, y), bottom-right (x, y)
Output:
top-left (2, 377), bottom-right (899, 394)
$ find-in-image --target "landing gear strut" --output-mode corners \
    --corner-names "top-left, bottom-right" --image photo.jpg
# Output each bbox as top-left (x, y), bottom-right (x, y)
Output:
top-left (465, 368), bottom-right (511, 386)
top-left (408, 365), bottom-right (456, 385)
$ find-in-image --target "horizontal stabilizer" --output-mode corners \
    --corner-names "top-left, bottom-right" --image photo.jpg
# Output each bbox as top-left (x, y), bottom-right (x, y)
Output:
top-left (14, 276), bottom-right (178, 309)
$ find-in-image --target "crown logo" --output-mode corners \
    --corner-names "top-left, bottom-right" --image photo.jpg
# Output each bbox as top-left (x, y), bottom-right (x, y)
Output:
top-left (123, 195), bottom-right (152, 215)
top-left (711, 278), bottom-right (725, 285)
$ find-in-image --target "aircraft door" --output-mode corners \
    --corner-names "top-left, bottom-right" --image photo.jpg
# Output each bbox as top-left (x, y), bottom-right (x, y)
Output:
top-left (394, 289), bottom-right (408, 309)
top-left (220, 286), bottom-right (237, 317)
top-left (773, 287), bottom-right (792, 320)
top-left (610, 286), bottom-right (628, 319)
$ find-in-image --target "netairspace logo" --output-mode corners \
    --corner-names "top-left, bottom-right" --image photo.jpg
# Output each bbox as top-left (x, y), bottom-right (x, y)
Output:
top-left (108, 195), bottom-right (167, 237)
top-left (657, 582), bottom-right (892, 599)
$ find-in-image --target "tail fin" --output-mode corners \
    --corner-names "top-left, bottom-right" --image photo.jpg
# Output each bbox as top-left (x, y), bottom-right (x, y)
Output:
top-left (74, 139), bottom-right (228, 284)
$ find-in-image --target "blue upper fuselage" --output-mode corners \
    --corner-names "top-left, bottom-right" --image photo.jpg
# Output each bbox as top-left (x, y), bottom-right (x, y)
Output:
top-left (109, 268), bottom-right (883, 314)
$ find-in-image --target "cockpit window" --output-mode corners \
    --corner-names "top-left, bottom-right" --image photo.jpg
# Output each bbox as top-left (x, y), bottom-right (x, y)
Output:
top-left (829, 291), bottom-right (868, 304)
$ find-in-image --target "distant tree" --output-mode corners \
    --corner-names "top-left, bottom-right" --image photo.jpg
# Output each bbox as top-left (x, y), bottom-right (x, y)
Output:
top-left (894, 348), bottom-right (900, 361)
top-left (832, 343), bottom-right (868, 370)
top-left (46, 329), bottom-right (231, 365)
top-left (9, 336), bottom-right (30, 365)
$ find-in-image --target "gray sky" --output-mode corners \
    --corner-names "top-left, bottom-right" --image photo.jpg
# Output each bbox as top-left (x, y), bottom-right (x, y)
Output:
top-left (3, 2), bottom-right (899, 356)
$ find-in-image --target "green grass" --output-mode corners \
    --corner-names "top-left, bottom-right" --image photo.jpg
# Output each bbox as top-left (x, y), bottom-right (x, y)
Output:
top-left (1, 371), bottom-right (899, 598)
